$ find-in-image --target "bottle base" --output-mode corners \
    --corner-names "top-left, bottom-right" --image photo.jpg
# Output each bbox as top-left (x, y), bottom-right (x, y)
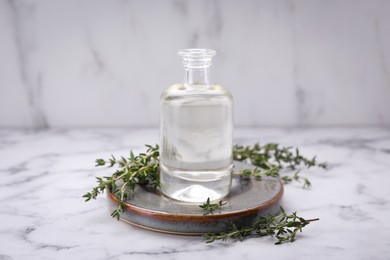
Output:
top-left (160, 164), bottom-right (232, 203)
top-left (161, 184), bottom-right (229, 203)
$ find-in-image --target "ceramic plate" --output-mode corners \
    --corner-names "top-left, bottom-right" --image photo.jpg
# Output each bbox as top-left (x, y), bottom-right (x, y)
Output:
top-left (107, 161), bottom-right (283, 235)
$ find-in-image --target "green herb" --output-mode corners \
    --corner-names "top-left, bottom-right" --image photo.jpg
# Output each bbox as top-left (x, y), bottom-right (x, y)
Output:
top-left (83, 144), bottom-right (160, 220)
top-left (281, 171), bottom-right (312, 189)
top-left (239, 167), bottom-right (279, 180)
top-left (83, 143), bottom-right (326, 221)
top-left (234, 143), bottom-right (326, 187)
top-left (199, 197), bottom-right (227, 214)
top-left (204, 207), bottom-right (319, 244)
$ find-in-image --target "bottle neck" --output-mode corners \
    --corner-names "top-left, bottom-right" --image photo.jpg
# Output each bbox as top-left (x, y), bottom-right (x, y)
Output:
top-left (184, 67), bottom-right (210, 85)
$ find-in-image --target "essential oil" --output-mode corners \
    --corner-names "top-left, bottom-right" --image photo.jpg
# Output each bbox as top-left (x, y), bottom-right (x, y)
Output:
top-left (160, 49), bottom-right (233, 203)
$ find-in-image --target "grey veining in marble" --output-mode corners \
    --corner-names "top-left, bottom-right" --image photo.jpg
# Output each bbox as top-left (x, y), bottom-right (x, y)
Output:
top-left (0, 127), bottom-right (389, 259)
top-left (0, 0), bottom-right (390, 128)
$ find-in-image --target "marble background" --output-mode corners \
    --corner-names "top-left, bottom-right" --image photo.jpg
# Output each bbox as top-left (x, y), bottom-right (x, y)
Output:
top-left (0, 0), bottom-right (390, 128)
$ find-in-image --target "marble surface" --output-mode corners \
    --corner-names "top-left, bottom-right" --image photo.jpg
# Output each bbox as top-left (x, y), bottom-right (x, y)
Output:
top-left (1, 0), bottom-right (390, 128)
top-left (0, 127), bottom-right (389, 260)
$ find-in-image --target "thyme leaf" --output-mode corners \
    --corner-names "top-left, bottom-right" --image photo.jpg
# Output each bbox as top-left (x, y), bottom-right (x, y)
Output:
top-left (199, 197), bottom-right (227, 214)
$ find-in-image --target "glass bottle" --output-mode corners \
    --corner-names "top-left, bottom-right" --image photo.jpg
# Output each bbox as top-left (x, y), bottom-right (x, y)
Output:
top-left (160, 49), bottom-right (233, 203)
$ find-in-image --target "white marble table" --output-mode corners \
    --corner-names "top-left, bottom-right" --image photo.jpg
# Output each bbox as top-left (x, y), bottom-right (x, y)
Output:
top-left (0, 128), bottom-right (389, 260)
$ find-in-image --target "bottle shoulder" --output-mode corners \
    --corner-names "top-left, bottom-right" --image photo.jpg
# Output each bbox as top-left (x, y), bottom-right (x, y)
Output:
top-left (161, 84), bottom-right (233, 101)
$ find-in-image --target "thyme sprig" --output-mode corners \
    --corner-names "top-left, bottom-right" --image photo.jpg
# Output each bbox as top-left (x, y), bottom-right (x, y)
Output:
top-left (234, 143), bottom-right (327, 170)
top-left (234, 143), bottom-right (327, 188)
top-left (281, 171), bottom-right (311, 189)
top-left (83, 144), bottom-right (160, 220)
top-left (84, 143), bottom-right (326, 220)
top-left (204, 207), bottom-right (319, 244)
top-left (199, 198), bottom-right (227, 214)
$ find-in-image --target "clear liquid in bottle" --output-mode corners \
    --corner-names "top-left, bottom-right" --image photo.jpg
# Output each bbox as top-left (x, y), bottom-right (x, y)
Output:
top-left (159, 49), bottom-right (233, 203)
